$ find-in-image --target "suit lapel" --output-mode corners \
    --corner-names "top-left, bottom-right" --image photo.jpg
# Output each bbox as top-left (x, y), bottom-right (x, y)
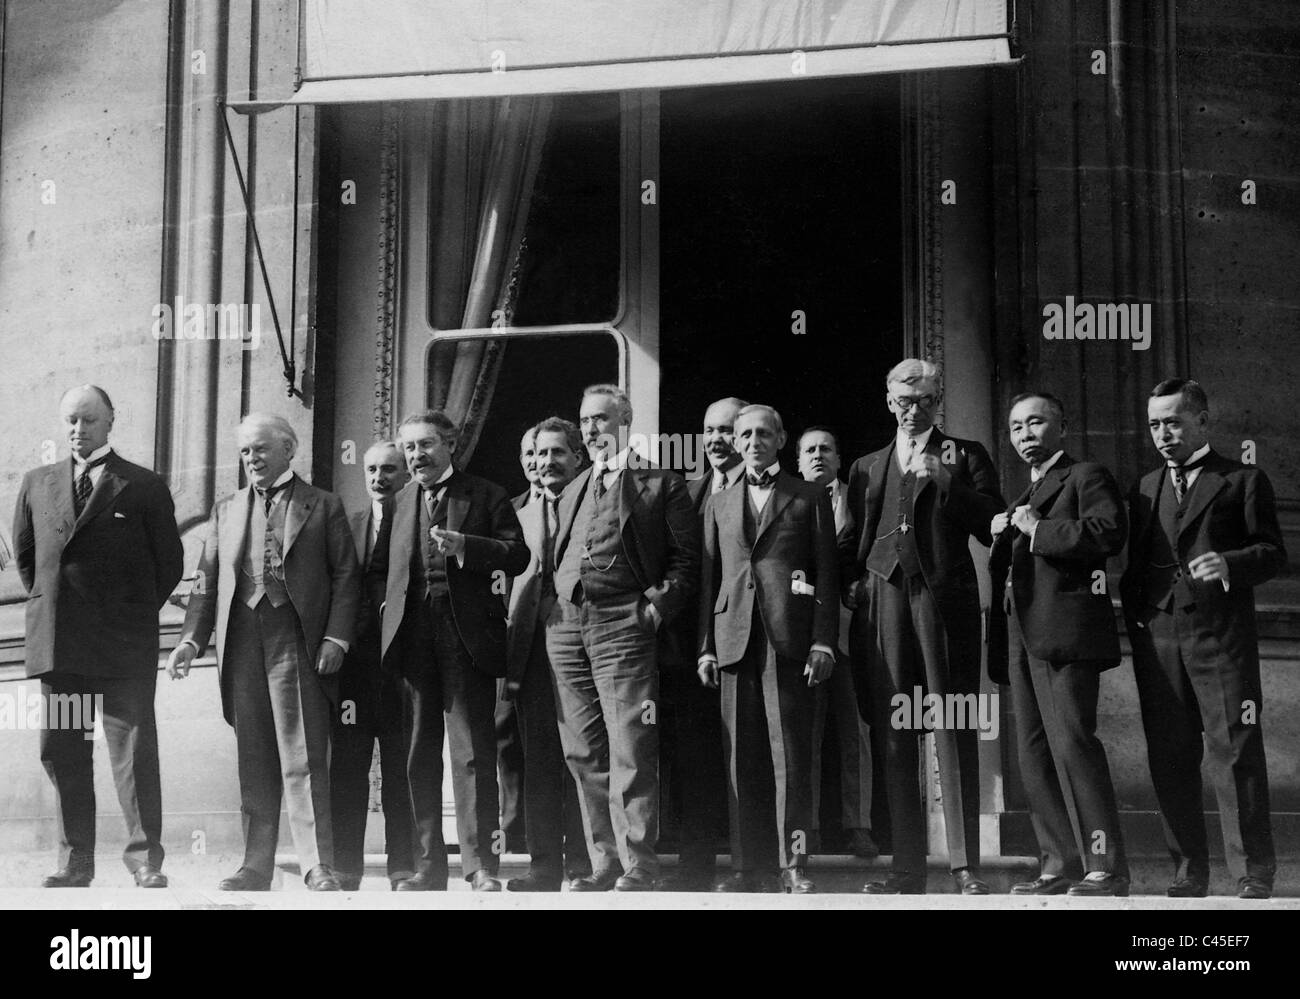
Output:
top-left (1178, 465), bottom-right (1227, 538)
top-left (72, 453), bottom-right (126, 536)
top-left (224, 486), bottom-right (253, 568)
top-left (720, 473), bottom-right (748, 551)
top-left (446, 476), bottom-right (470, 533)
top-left (518, 497), bottom-right (543, 555)
top-left (282, 476), bottom-right (315, 556)
top-left (1028, 456), bottom-right (1072, 514)
top-left (554, 472), bottom-right (589, 563)
top-left (52, 460), bottom-right (77, 538)
top-left (911, 430), bottom-right (945, 508)
top-left (858, 447), bottom-right (890, 562)
top-left (349, 508), bottom-right (370, 559)
top-left (753, 472), bottom-right (795, 545)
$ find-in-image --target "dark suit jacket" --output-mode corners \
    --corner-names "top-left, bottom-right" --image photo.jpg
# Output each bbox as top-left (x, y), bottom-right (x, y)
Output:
top-left (841, 429), bottom-right (1003, 671)
top-left (1119, 450), bottom-right (1286, 670)
top-left (179, 475), bottom-right (361, 724)
top-left (698, 470), bottom-right (839, 668)
top-left (552, 465), bottom-right (700, 626)
top-left (987, 454), bottom-right (1127, 683)
top-left (346, 498), bottom-right (394, 660)
top-left (371, 471), bottom-right (529, 677)
top-left (505, 496), bottom-right (549, 687)
top-left (14, 451), bottom-right (184, 680)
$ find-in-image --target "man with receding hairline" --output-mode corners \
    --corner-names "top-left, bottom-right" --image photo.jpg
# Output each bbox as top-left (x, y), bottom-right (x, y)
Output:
top-left (1121, 378), bottom-right (1285, 900)
top-left (170, 412), bottom-right (361, 891)
top-left (843, 359), bottom-right (1003, 895)
top-left (15, 384), bottom-right (184, 888)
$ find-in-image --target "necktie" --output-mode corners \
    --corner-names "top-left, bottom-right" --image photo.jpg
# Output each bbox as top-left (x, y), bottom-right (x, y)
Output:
top-left (712, 472), bottom-right (726, 495)
top-left (73, 456), bottom-right (107, 517)
top-left (904, 437), bottom-right (919, 474)
top-left (541, 497), bottom-right (556, 591)
top-left (258, 481), bottom-right (286, 515)
top-left (592, 462), bottom-right (608, 500)
top-left (1170, 454), bottom-right (1207, 503)
top-left (746, 469), bottom-right (776, 488)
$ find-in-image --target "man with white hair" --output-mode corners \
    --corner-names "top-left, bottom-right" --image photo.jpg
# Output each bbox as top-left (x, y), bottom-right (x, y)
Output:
top-left (842, 359), bottom-right (1004, 895)
top-left (170, 412), bottom-right (361, 892)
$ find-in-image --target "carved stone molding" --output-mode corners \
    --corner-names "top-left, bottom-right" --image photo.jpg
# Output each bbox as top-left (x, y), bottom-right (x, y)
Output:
top-left (374, 104), bottom-right (400, 441)
top-left (917, 71), bottom-right (945, 425)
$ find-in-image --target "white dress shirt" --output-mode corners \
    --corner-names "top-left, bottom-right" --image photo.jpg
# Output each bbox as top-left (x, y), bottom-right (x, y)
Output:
top-left (895, 427), bottom-right (936, 473)
top-left (72, 444), bottom-right (113, 490)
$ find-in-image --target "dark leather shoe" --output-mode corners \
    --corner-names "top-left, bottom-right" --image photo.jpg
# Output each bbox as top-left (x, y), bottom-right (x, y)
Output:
top-left (1010, 875), bottom-right (1073, 896)
top-left (304, 865), bottom-right (341, 891)
top-left (219, 867), bottom-right (271, 892)
top-left (848, 828), bottom-right (880, 859)
top-left (1237, 876), bottom-right (1272, 900)
top-left (1067, 872), bottom-right (1129, 897)
top-left (470, 870), bottom-right (502, 891)
top-left (782, 868), bottom-right (816, 894)
top-left (712, 871), bottom-right (750, 893)
top-left (614, 869), bottom-right (657, 892)
top-left (713, 870), bottom-right (782, 893)
top-left (952, 868), bottom-right (990, 895)
top-left (1167, 876), bottom-right (1209, 898)
top-left (337, 873), bottom-right (362, 892)
top-left (395, 871), bottom-right (446, 892)
top-left (43, 866), bottom-right (94, 888)
top-left (506, 872), bottom-right (561, 892)
top-left (569, 869), bottom-right (621, 892)
top-left (863, 871), bottom-right (926, 895)
top-left (133, 865), bottom-right (168, 889)
top-left (658, 870), bottom-right (715, 892)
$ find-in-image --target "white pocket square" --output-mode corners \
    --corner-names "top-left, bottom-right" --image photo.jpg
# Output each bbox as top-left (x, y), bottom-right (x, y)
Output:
top-left (791, 579), bottom-right (815, 597)
top-left (114, 512), bottom-right (126, 519)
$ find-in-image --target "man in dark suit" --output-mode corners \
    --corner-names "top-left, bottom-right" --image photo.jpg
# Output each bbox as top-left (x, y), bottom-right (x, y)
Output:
top-left (169, 413), bottom-right (360, 891)
top-left (329, 441), bottom-right (413, 891)
top-left (798, 425), bottom-right (879, 860)
top-left (698, 405), bottom-right (838, 893)
top-left (546, 384), bottom-right (699, 891)
top-left (988, 391), bottom-right (1130, 897)
top-left (501, 417), bottom-right (591, 891)
top-left (657, 396), bottom-right (745, 892)
top-left (14, 384), bottom-right (183, 888)
top-left (843, 359), bottom-right (1003, 895)
top-left (495, 427), bottom-right (539, 855)
top-left (1121, 379), bottom-right (1286, 900)
top-left (369, 410), bottom-right (529, 891)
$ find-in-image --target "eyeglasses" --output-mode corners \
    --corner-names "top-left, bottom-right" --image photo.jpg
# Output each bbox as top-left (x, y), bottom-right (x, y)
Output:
top-left (891, 394), bottom-right (936, 411)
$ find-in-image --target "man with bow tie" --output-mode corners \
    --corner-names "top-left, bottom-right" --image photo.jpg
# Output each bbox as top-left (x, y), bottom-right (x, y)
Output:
top-left (842, 359), bottom-right (1003, 895)
top-left (546, 384), bottom-right (699, 891)
top-left (500, 417), bottom-right (591, 891)
top-left (14, 385), bottom-right (184, 889)
top-left (1121, 379), bottom-right (1286, 900)
top-left (328, 440), bottom-right (414, 890)
top-left (698, 405), bottom-right (839, 893)
top-left (987, 392), bottom-right (1129, 897)
top-left (368, 410), bottom-right (529, 891)
top-left (657, 396), bottom-right (746, 892)
top-left (797, 425), bottom-right (879, 861)
top-left (170, 413), bottom-right (360, 891)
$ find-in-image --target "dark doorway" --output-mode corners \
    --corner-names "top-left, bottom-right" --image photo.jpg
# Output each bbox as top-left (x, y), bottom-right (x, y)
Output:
top-left (659, 76), bottom-right (906, 467)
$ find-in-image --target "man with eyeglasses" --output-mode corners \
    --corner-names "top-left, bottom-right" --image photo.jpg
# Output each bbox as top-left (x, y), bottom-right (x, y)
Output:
top-left (841, 359), bottom-right (1004, 895)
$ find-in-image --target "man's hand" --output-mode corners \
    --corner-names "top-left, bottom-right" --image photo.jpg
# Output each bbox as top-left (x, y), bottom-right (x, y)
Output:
top-left (1188, 551), bottom-right (1229, 585)
top-left (166, 643), bottom-right (196, 680)
top-left (804, 649), bottom-right (835, 687)
top-left (428, 526), bottom-right (466, 558)
top-left (697, 659), bottom-right (720, 690)
top-left (1011, 504), bottom-right (1040, 536)
top-left (991, 511), bottom-right (1011, 539)
top-left (843, 577), bottom-right (868, 611)
top-left (316, 641), bottom-right (345, 676)
top-left (914, 453), bottom-right (952, 490)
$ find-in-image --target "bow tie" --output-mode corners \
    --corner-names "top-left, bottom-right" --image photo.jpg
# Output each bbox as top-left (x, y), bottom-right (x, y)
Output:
top-left (746, 470), bottom-right (777, 488)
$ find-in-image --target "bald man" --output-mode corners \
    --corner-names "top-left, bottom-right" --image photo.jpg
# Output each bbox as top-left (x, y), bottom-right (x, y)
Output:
top-left (170, 413), bottom-right (361, 891)
top-left (14, 385), bottom-right (184, 888)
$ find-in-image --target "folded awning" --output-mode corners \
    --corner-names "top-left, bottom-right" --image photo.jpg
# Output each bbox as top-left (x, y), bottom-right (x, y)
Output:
top-left (234, 0), bottom-right (1013, 109)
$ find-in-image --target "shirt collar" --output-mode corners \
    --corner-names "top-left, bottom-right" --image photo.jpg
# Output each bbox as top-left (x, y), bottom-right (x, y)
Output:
top-left (1032, 450), bottom-right (1065, 481)
top-left (595, 447), bottom-right (632, 473)
top-left (896, 426), bottom-right (935, 453)
top-left (371, 498), bottom-right (386, 522)
top-left (1168, 443), bottom-right (1211, 469)
top-left (72, 444), bottom-right (112, 468)
top-left (434, 464), bottom-right (455, 486)
top-left (748, 461), bottom-right (780, 482)
top-left (256, 468), bottom-right (295, 491)
top-left (714, 460), bottom-right (745, 488)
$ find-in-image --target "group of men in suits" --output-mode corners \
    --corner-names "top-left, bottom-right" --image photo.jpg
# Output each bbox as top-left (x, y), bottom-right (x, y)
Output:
top-left (13, 370), bottom-right (1286, 899)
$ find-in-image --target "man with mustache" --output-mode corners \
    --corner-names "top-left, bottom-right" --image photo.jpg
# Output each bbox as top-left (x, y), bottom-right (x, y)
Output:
top-left (14, 384), bottom-right (184, 889)
top-left (843, 359), bottom-right (1003, 895)
top-left (699, 405), bottom-right (838, 893)
top-left (1121, 379), bottom-right (1285, 899)
top-left (658, 397), bottom-right (745, 891)
top-left (988, 392), bottom-right (1129, 896)
top-left (329, 441), bottom-right (415, 890)
top-left (170, 413), bottom-right (360, 891)
top-left (501, 417), bottom-right (591, 891)
top-left (546, 384), bottom-right (699, 891)
top-left (797, 426), bottom-right (879, 860)
top-left (369, 410), bottom-right (529, 891)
